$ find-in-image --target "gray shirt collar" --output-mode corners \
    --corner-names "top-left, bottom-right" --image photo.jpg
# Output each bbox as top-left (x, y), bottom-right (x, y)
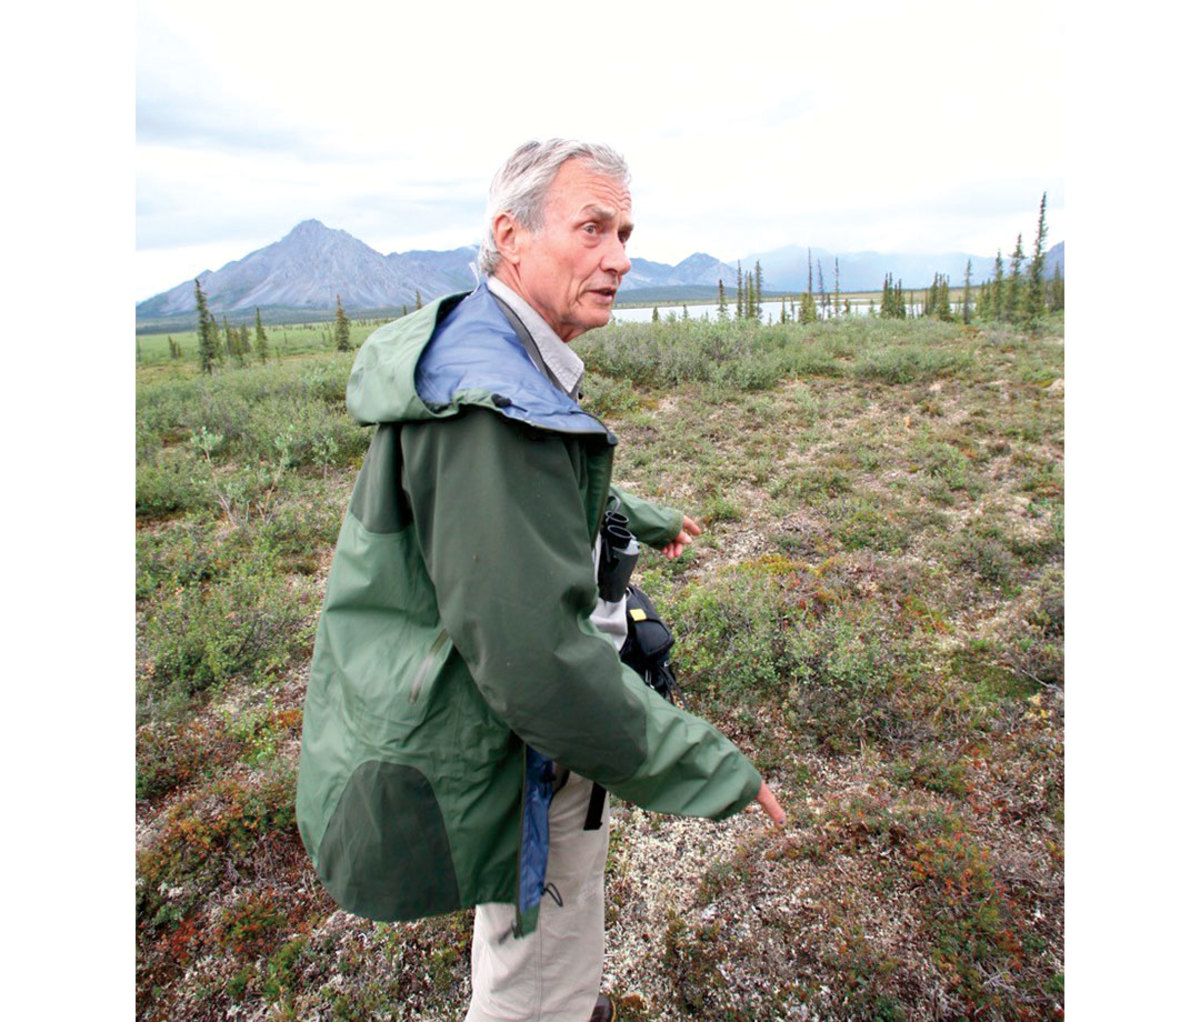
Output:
top-left (486, 276), bottom-right (585, 398)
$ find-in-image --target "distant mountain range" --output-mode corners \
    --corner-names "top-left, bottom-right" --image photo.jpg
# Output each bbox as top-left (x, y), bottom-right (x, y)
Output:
top-left (136, 220), bottom-right (1064, 329)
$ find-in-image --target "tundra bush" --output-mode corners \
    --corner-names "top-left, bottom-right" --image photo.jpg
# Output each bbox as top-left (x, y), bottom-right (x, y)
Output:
top-left (139, 559), bottom-right (318, 707)
top-left (136, 451), bottom-right (208, 518)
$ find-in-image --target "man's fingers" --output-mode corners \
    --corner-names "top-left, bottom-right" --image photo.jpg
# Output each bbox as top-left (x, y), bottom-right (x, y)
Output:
top-left (755, 781), bottom-right (787, 826)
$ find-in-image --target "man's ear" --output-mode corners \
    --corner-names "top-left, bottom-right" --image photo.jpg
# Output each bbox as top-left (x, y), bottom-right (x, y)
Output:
top-left (492, 212), bottom-right (522, 266)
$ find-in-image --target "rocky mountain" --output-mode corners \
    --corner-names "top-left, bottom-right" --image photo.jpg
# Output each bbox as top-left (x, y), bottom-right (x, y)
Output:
top-left (624, 252), bottom-right (739, 291)
top-left (136, 220), bottom-right (1065, 327)
top-left (136, 220), bottom-right (478, 322)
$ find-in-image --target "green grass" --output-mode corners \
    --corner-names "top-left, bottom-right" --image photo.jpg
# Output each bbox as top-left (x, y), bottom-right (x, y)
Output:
top-left (136, 310), bottom-right (1063, 1021)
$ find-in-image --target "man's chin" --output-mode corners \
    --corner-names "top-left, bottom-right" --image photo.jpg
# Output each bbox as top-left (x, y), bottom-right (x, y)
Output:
top-left (563, 310), bottom-right (614, 343)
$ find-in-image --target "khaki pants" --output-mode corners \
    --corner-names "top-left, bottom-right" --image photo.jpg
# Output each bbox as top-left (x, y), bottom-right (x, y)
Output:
top-left (465, 768), bottom-right (610, 1022)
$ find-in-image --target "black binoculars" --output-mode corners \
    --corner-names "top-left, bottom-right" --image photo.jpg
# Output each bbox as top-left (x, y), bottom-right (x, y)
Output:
top-left (597, 506), bottom-right (639, 602)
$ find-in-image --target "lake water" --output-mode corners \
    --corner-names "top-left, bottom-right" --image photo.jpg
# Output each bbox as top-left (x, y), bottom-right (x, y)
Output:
top-left (610, 299), bottom-right (962, 324)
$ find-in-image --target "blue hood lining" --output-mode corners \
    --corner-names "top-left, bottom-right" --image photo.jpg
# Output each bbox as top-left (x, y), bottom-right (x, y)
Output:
top-left (416, 287), bottom-right (613, 440)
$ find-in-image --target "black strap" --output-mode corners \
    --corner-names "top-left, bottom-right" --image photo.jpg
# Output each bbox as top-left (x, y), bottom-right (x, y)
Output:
top-left (583, 782), bottom-right (607, 831)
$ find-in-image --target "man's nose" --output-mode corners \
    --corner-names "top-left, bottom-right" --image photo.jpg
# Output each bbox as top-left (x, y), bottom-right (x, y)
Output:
top-left (601, 237), bottom-right (632, 279)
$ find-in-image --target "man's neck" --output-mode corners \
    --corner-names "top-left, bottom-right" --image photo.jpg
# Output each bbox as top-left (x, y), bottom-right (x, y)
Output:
top-left (486, 276), bottom-right (584, 399)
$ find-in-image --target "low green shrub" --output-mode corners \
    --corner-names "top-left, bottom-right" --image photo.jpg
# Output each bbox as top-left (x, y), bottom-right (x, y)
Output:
top-left (136, 450), bottom-right (208, 519)
top-left (671, 557), bottom-right (915, 753)
top-left (139, 559), bottom-right (318, 703)
top-left (827, 496), bottom-right (910, 552)
top-left (136, 519), bottom-right (238, 601)
top-left (852, 345), bottom-right (973, 384)
top-left (939, 531), bottom-right (1019, 588)
top-left (674, 563), bottom-right (794, 705)
top-left (253, 495), bottom-right (343, 574)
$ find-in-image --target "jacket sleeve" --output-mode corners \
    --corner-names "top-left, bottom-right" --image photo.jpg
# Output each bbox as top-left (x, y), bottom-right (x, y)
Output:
top-left (401, 407), bottom-right (761, 819)
top-left (610, 484), bottom-right (683, 549)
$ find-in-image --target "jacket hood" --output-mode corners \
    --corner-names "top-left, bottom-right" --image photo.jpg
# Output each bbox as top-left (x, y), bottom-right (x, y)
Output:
top-left (346, 286), bottom-right (613, 440)
top-left (345, 292), bottom-right (468, 426)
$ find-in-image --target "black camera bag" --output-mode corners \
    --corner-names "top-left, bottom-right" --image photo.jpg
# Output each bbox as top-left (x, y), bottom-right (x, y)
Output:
top-left (619, 584), bottom-right (684, 707)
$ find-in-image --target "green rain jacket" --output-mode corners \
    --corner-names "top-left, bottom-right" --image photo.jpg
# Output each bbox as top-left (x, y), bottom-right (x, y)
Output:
top-left (296, 286), bottom-right (762, 935)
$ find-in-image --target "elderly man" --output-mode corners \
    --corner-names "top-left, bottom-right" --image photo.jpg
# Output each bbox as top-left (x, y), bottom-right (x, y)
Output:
top-left (297, 139), bottom-right (784, 1022)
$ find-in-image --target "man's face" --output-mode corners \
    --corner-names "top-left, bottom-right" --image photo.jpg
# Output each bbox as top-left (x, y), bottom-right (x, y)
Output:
top-left (498, 159), bottom-right (634, 343)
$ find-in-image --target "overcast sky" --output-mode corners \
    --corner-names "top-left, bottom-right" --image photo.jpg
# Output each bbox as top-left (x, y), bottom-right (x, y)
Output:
top-left (136, 0), bottom-right (1065, 301)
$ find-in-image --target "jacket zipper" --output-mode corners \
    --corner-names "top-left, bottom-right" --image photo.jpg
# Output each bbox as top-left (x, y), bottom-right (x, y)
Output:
top-left (510, 741), bottom-right (529, 939)
top-left (408, 628), bottom-right (450, 704)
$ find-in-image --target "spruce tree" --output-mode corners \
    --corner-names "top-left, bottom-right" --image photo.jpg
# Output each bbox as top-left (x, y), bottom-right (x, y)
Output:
top-left (833, 258), bottom-right (841, 317)
top-left (1048, 263), bottom-right (1065, 313)
top-left (194, 279), bottom-right (216, 374)
top-left (800, 291), bottom-right (817, 324)
top-left (754, 261), bottom-right (764, 319)
top-left (717, 279), bottom-right (729, 321)
top-left (415, 289), bottom-right (423, 310)
top-left (223, 316), bottom-right (245, 366)
top-left (1026, 192), bottom-right (1049, 323)
top-left (816, 259), bottom-right (827, 318)
top-left (936, 274), bottom-right (952, 321)
top-left (1006, 234), bottom-right (1024, 322)
top-left (209, 312), bottom-right (224, 365)
top-left (335, 294), bottom-right (352, 351)
top-left (255, 308), bottom-right (269, 363)
top-left (991, 251), bottom-right (1005, 322)
top-left (962, 261), bottom-right (973, 324)
top-left (735, 262), bottom-right (744, 320)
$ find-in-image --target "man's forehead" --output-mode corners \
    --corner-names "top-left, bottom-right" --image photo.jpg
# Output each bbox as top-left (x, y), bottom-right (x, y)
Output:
top-left (549, 161), bottom-right (632, 217)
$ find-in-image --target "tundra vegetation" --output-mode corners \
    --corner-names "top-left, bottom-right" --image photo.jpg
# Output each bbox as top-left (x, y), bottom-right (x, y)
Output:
top-left (136, 279), bottom-right (1063, 1019)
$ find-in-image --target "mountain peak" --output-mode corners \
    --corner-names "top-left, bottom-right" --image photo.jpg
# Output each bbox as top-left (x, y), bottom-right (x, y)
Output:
top-left (287, 218), bottom-right (331, 235)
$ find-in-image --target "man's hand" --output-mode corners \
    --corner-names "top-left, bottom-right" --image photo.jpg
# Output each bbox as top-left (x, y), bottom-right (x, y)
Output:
top-left (660, 515), bottom-right (702, 560)
top-left (754, 780), bottom-right (787, 826)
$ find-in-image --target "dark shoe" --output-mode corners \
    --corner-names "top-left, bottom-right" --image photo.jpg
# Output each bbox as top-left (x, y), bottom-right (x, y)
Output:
top-left (590, 993), bottom-right (615, 1022)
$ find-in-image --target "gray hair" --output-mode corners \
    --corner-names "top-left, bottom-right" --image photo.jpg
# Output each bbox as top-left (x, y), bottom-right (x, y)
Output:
top-left (477, 139), bottom-right (630, 276)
